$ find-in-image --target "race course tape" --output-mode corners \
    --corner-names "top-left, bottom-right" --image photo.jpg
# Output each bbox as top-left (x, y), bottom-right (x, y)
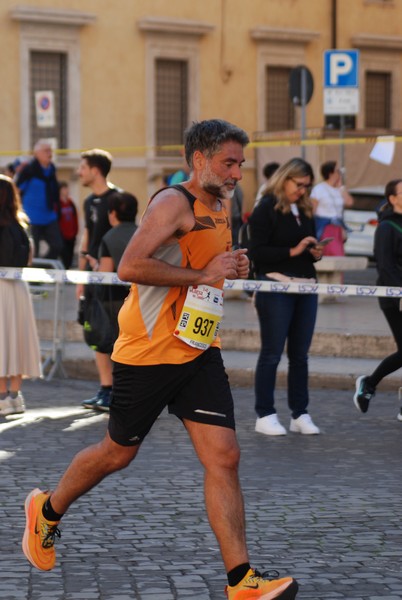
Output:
top-left (1, 266), bottom-right (402, 299)
top-left (2, 135), bottom-right (401, 156)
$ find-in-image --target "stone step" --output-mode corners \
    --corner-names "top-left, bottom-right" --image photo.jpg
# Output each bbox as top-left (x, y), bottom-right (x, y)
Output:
top-left (40, 340), bottom-right (402, 393)
top-left (36, 319), bottom-right (395, 360)
top-left (220, 329), bottom-right (395, 360)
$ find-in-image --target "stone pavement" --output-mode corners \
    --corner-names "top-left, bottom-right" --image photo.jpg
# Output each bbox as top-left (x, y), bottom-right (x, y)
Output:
top-left (1, 378), bottom-right (402, 600)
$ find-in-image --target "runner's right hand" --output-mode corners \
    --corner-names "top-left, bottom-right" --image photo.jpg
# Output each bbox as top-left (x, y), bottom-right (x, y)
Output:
top-left (202, 251), bottom-right (239, 283)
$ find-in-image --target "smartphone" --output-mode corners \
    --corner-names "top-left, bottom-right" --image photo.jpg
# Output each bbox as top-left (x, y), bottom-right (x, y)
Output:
top-left (315, 237), bottom-right (334, 247)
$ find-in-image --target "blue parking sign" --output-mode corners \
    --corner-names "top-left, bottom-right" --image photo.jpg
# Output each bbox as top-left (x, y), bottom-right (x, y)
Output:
top-left (324, 50), bottom-right (359, 88)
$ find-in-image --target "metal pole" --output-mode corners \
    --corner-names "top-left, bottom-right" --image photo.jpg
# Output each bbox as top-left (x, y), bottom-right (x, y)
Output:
top-left (301, 67), bottom-right (307, 159)
top-left (339, 114), bottom-right (345, 183)
top-left (331, 0), bottom-right (337, 49)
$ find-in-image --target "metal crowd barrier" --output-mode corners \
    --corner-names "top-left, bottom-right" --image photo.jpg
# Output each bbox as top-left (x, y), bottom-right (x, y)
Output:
top-left (30, 258), bottom-right (67, 381)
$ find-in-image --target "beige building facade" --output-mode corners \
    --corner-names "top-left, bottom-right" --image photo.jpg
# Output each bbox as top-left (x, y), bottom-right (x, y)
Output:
top-left (1, 0), bottom-right (402, 214)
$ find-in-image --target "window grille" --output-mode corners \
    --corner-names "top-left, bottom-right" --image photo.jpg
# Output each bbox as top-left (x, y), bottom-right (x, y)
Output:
top-left (155, 59), bottom-right (188, 156)
top-left (30, 51), bottom-right (67, 149)
top-left (265, 66), bottom-right (295, 131)
top-left (365, 71), bottom-right (391, 129)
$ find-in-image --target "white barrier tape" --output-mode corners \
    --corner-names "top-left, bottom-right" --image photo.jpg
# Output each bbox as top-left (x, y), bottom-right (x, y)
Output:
top-left (0, 267), bottom-right (130, 286)
top-left (1, 267), bottom-right (402, 299)
top-left (223, 279), bottom-right (402, 299)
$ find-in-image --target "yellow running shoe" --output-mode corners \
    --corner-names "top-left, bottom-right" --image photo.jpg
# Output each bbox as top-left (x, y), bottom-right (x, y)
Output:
top-left (225, 568), bottom-right (298, 600)
top-left (22, 488), bottom-right (61, 571)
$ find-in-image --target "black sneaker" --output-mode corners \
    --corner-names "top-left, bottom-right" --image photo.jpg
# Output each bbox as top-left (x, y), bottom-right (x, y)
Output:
top-left (93, 389), bottom-right (111, 413)
top-left (354, 376), bottom-right (375, 413)
top-left (81, 389), bottom-right (103, 410)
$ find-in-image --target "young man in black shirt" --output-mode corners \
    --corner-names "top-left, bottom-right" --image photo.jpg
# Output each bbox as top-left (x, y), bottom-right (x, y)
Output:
top-left (76, 148), bottom-right (122, 411)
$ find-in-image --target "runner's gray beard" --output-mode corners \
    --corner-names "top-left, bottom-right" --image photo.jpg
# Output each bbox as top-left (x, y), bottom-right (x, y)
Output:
top-left (201, 182), bottom-right (235, 199)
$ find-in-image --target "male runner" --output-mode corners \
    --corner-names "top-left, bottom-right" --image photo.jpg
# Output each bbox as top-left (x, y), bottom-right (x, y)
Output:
top-left (22, 119), bottom-right (298, 600)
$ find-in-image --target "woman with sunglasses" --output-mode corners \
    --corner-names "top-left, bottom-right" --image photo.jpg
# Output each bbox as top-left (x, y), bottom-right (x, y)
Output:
top-left (248, 158), bottom-right (322, 436)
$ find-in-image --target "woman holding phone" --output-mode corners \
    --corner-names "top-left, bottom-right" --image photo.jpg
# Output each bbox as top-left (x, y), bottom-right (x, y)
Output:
top-left (248, 158), bottom-right (322, 436)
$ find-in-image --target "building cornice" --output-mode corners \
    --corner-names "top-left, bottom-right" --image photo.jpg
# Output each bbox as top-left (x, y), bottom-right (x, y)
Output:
top-left (138, 16), bottom-right (214, 37)
top-left (250, 26), bottom-right (319, 44)
top-left (352, 33), bottom-right (402, 51)
top-left (10, 5), bottom-right (96, 26)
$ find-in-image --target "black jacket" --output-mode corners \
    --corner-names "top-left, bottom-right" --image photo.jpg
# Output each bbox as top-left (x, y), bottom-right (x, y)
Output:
top-left (375, 210), bottom-right (402, 309)
top-left (248, 194), bottom-right (317, 279)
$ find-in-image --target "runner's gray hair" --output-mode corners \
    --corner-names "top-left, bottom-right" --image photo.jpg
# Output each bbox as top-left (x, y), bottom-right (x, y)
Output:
top-left (184, 119), bottom-right (249, 168)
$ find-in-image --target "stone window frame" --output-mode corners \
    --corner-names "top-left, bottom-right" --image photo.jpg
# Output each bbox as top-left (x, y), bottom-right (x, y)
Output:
top-left (137, 17), bottom-right (214, 174)
top-left (10, 6), bottom-right (95, 162)
top-left (250, 27), bottom-right (320, 133)
top-left (352, 34), bottom-right (402, 130)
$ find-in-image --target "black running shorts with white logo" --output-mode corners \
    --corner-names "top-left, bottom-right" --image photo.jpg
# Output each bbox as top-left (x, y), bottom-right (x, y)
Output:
top-left (108, 347), bottom-right (235, 446)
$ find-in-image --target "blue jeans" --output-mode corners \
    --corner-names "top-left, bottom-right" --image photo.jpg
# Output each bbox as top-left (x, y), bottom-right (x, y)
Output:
top-left (254, 290), bottom-right (318, 419)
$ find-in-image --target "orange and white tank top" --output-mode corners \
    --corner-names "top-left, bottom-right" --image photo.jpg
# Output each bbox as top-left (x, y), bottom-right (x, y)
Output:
top-left (111, 186), bottom-right (232, 366)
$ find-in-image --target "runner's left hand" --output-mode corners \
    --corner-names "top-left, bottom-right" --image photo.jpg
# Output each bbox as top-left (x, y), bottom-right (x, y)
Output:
top-left (233, 248), bottom-right (249, 280)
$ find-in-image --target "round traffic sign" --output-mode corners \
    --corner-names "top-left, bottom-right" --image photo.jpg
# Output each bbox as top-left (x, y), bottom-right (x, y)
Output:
top-left (289, 65), bottom-right (314, 106)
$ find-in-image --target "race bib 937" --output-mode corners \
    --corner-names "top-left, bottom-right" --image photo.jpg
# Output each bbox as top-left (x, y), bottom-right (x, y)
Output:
top-left (174, 285), bottom-right (224, 351)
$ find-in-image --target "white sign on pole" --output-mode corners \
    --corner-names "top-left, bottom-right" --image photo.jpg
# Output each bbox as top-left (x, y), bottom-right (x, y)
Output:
top-left (323, 88), bottom-right (359, 115)
top-left (35, 90), bottom-right (55, 128)
top-left (323, 50), bottom-right (360, 115)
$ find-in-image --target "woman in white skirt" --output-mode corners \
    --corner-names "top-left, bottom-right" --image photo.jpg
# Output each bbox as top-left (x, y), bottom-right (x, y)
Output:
top-left (0, 175), bottom-right (42, 416)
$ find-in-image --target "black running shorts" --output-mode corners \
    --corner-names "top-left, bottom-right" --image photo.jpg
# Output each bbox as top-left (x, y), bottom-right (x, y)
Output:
top-left (108, 347), bottom-right (235, 446)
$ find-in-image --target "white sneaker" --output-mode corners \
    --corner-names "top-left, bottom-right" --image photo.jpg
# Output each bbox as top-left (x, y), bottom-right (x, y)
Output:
top-left (397, 410), bottom-right (402, 422)
top-left (290, 414), bottom-right (320, 435)
top-left (255, 414), bottom-right (287, 436)
top-left (0, 393), bottom-right (25, 416)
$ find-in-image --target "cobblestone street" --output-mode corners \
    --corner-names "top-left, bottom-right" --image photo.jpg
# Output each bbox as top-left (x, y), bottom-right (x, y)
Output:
top-left (1, 378), bottom-right (401, 599)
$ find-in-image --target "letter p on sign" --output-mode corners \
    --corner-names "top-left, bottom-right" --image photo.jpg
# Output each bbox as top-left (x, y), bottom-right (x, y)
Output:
top-left (330, 53), bottom-right (353, 85)
top-left (324, 50), bottom-right (359, 88)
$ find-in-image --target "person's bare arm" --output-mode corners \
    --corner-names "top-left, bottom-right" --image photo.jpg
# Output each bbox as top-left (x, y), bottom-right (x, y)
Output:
top-left (310, 197), bottom-right (319, 214)
top-left (78, 228), bottom-right (89, 270)
top-left (98, 256), bottom-right (114, 273)
top-left (76, 228), bottom-right (89, 299)
top-left (340, 186), bottom-right (354, 208)
top-left (118, 190), bottom-right (239, 286)
top-left (27, 237), bottom-right (34, 266)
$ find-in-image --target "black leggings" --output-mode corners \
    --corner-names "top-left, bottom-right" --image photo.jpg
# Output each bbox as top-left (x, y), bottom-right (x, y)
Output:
top-left (367, 306), bottom-right (402, 388)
